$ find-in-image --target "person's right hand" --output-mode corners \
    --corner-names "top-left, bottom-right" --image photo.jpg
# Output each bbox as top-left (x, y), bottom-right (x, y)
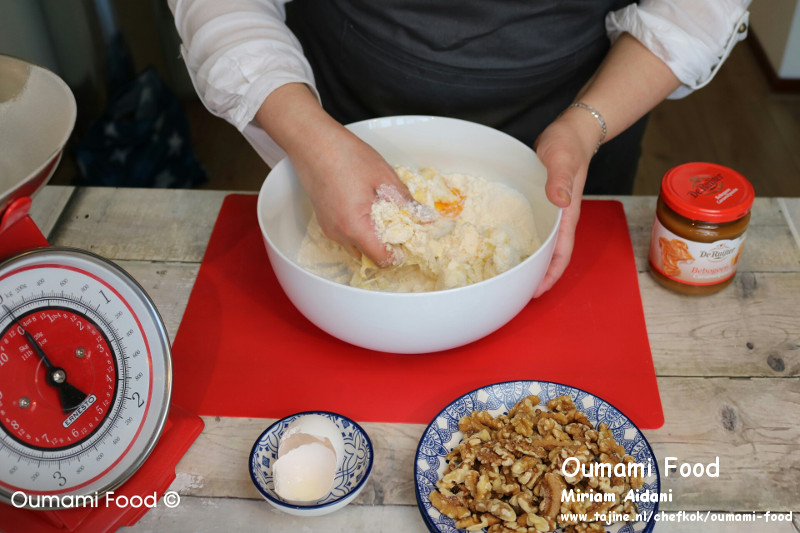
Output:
top-left (291, 124), bottom-right (419, 266)
top-left (256, 83), bottom-right (420, 267)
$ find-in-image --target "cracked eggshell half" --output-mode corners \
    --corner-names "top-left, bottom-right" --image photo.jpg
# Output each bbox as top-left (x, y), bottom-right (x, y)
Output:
top-left (272, 414), bottom-right (346, 503)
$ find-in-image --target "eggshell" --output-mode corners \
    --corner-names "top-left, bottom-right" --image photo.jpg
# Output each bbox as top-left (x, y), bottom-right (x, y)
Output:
top-left (278, 414), bottom-right (345, 468)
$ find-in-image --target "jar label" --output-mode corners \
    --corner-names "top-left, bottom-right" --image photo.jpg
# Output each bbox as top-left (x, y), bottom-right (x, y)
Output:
top-left (649, 217), bottom-right (746, 286)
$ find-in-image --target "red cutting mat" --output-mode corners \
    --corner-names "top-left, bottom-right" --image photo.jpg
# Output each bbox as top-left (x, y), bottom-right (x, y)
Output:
top-left (171, 195), bottom-right (663, 429)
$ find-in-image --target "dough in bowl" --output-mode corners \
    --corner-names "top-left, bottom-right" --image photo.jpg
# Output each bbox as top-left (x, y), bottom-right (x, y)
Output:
top-left (297, 167), bottom-right (540, 292)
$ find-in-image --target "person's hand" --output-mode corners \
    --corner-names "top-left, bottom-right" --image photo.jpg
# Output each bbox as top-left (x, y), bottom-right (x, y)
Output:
top-left (256, 84), bottom-right (422, 266)
top-left (531, 34), bottom-right (683, 297)
top-left (532, 106), bottom-right (601, 297)
top-left (290, 125), bottom-right (421, 266)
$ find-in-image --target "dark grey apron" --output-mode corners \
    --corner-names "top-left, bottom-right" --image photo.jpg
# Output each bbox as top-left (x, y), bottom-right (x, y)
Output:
top-left (286, 0), bottom-right (646, 194)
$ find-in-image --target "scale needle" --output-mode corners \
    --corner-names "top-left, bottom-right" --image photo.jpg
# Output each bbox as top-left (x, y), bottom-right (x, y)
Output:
top-left (3, 305), bottom-right (88, 413)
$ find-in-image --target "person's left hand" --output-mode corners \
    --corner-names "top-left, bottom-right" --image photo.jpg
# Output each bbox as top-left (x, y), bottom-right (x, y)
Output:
top-left (532, 107), bottom-right (601, 297)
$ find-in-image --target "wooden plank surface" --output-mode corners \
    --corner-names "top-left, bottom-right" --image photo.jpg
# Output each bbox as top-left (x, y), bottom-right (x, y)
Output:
top-left (45, 191), bottom-right (800, 271)
top-left (160, 377), bottom-right (800, 512)
top-left (28, 185), bottom-right (75, 238)
top-left (47, 187), bottom-right (228, 262)
top-left (74, 191), bottom-right (798, 379)
top-left (126, 497), bottom-right (800, 533)
top-left (29, 187), bottom-right (800, 532)
top-left (640, 272), bottom-right (800, 377)
top-left (780, 198), bottom-right (800, 252)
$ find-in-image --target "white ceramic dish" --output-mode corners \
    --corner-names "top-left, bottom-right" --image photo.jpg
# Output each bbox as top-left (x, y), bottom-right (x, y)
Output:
top-left (249, 411), bottom-right (373, 517)
top-left (414, 380), bottom-right (660, 533)
top-left (257, 116), bottom-right (561, 354)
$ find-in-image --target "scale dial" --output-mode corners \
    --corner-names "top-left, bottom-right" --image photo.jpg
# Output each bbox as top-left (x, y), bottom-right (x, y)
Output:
top-left (0, 247), bottom-right (171, 508)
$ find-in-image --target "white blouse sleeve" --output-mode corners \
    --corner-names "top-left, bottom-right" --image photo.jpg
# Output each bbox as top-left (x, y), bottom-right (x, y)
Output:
top-left (168, 0), bottom-right (316, 166)
top-left (606, 0), bottom-right (752, 99)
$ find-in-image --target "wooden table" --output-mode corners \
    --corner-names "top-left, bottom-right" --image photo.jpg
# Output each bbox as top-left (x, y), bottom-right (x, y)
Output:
top-left (27, 186), bottom-right (800, 533)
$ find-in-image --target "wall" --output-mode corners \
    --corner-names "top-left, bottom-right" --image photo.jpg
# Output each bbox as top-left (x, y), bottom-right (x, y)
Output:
top-left (783, 4), bottom-right (800, 78)
top-left (750, 0), bottom-right (800, 79)
top-left (0, 0), bottom-right (194, 131)
top-left (0, 1), bottom-right (59, 73)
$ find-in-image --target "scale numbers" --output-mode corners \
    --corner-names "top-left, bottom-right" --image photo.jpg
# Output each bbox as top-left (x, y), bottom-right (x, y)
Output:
top-left (0, 248), bottom-right (170, 507)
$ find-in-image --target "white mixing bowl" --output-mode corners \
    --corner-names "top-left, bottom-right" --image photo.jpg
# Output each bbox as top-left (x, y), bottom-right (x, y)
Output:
top-left (256, 116), bottom-right (561, 354)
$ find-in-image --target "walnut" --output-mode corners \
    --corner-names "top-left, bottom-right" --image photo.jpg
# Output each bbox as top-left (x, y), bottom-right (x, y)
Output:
top-left (492, 443), bottom-right (517, 466)
top-left (476, 443), bottom-right (513, 467)
top-left (539, 473), bottom-right (566, 520)
top-left (536, 417), bottom-right (557, 437)
top-left (488, 525), bottom-right (520, 533)
top-left (624, 455), bottom-right (645, 490)
top-left (597, 425), bottom-right (625, 456)
top-left (429, 490), bottom-right (471, 519)
top-left (511, 456), bottom-right (541, 478)
top-left (508, 396), bottom-right (540, 418)
top-left (538, 411), bottom-right (570, 427)
top-left (476, 428), bottom-right (492, 442)
top-left (510, 491), bottom-right (535, 514)
top-left (572, 411), bottom-right (593, 428)
top-left (475, 499), bottom-right (517, 522)
top-left (565, 522), bottom-right (607, 533)
top-left (512, 414), bottom-right (536, 437)
top-left (460, 410), bottom-right (505, 435)
top-left (454, 515), bottom-right (483, 530)
top-left (533, 437), bottom-right (581, 451)
top-left (455, 513), bottom-right (500, 531)
top-left (585, 494), bottom-right (617, 519)
top-left (525, 512), bottom-right (555, 532)
top-left (522, 463), bottom-right (546, 489)
top-left (464, 469), bottom-right (479, 496)
top-left (546, 395), bottom-right (576, 413)
top-left (505, 438), bottom-right (547, 458)
top-left (439, 463), bottom-right (472, 490)
top-left (622, 499), bottom-right (637, 516)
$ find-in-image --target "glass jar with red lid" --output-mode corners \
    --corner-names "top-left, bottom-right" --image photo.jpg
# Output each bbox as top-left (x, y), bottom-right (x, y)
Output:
top-left (649, 162), bottom-right (755, 295)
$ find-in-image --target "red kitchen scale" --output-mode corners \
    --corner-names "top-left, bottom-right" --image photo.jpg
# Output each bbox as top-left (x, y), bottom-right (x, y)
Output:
top-left (0, 55), bottom-right (203, 533)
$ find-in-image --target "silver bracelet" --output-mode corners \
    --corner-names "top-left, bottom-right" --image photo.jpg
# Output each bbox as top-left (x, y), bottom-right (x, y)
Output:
top-left (568, 102), bottom-right (607, 154)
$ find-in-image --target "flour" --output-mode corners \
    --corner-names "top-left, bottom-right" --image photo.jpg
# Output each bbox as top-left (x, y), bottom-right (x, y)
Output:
top-left (296, 167), bottom-right (540, 292)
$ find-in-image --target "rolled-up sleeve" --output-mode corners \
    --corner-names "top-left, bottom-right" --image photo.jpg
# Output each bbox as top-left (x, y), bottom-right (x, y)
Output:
top-left (168, 0), bottom-right (317, 165)
top-left (606, 0), bottom-right (751, 99)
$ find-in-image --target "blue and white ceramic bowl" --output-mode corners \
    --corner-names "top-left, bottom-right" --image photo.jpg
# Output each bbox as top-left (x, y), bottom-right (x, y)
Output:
top-left (415, 381), bottom-right (660, 533)
top-left (249, 411), bottom-right (373, 517)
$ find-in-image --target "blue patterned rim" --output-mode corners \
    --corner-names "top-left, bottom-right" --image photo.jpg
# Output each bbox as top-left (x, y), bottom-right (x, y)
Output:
top-left (248, 410), bottom-right (374, 511)
top-left (414, 380), bottom-right (660, 533)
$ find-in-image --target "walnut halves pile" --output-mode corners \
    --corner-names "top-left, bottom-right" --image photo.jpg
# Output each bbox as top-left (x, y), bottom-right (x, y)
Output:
top-left (429, 395), bottom-right (643, 533)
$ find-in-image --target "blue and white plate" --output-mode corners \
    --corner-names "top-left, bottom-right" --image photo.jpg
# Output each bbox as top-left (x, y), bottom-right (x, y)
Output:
top-left (249, 410), bottom-right (373, 517)
top-left (414, 381), bottom-right (660, 533)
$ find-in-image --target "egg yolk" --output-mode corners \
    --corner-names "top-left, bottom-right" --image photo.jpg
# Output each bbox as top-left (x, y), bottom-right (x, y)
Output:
top-left (434, 188), bottom-right (466, 218)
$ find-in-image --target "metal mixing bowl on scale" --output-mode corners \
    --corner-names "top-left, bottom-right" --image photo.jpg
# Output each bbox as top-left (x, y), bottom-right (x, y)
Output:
top-left (0, 54), bottom-right (77, 231)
